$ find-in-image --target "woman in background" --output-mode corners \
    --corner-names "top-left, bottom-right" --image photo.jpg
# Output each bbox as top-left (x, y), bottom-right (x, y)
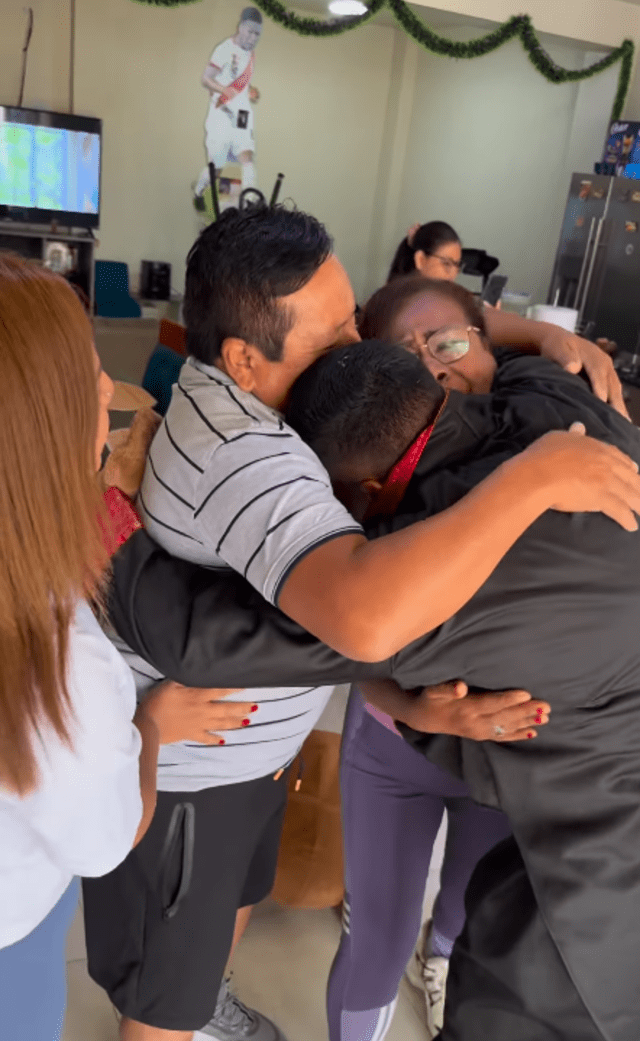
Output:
top-left (388, 221), bottom-right (462, 283)
top-left (0, 255), bottom-right (162, 1041)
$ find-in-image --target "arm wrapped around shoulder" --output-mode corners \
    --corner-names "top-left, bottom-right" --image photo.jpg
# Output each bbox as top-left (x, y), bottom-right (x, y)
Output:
top-left (108, 529), bottom-right (389, 689)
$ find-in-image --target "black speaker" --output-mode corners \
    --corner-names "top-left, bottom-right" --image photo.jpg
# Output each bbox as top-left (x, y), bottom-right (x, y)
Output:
top-left (140, 260), bottom-right (171, 301)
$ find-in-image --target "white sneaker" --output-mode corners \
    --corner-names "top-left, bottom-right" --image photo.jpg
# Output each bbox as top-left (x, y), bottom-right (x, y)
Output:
top-left (405, 919), bottom-right (429, 992)
top-left (193, 172), bottom-right (211, 198)
top-left (406, 920), bottom-right (449, 1039)
top-left (422, 955), bottom-right (449, 1038)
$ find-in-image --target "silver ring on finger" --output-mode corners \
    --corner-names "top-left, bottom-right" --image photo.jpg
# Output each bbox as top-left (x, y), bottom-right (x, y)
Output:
top-left (494, 724), bottom-right (506, 736)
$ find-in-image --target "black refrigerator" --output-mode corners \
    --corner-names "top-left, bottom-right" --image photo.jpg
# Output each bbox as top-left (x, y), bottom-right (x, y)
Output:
top-left (547, 173), bottom-right (640, 355)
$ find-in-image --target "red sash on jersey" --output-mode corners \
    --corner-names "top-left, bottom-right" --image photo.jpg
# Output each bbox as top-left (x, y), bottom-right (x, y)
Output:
top-left (217, 52), bottom-right (255, 107)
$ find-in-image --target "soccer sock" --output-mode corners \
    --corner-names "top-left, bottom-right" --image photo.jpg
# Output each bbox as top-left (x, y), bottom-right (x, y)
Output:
top-left (194, 166), bottom-right (211, 196)
top-left (241, 161), bottom-right (256, 190)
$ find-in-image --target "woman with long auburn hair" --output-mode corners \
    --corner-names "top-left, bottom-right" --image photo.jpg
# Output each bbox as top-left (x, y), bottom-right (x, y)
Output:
top-left (0, 254), bottom-right (164, 1041)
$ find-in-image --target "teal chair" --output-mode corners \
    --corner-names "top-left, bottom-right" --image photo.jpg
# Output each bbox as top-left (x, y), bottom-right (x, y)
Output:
top-left (94, 261), bottom-right (141, 318)
top-left (142, 344), bottom-right (185, 417)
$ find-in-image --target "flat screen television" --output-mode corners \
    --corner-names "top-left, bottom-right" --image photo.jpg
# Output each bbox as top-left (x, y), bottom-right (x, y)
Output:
top-left (0, 107), bottom-right (101, 229)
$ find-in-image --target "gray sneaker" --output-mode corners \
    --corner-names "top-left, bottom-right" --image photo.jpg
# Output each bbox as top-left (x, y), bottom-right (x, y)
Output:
top-left (193, 978), bottom-right (289, 1041)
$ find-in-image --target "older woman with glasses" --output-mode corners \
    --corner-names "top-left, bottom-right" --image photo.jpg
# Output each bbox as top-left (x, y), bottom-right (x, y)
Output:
top-left (362, 272), bottom-right (497, 397)
top-left (387, 221), bottom-right (628, 416)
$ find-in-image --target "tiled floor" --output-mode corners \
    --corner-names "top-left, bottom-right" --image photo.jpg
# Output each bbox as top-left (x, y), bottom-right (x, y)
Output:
top-left (63, 898), bottom-right (429, 1040)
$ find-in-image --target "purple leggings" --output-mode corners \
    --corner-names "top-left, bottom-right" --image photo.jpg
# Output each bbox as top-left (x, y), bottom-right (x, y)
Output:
top-left (327, 690), bottom-right (511, 1041)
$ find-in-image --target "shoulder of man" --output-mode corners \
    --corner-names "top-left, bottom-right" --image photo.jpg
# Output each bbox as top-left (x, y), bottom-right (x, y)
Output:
top-left (176, 359), bottom-right (288, 445)
top-left (151, 359), bottom-right (312, 495)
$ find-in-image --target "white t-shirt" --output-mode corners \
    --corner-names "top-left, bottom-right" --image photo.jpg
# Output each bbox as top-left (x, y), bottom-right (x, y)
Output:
top-left (0, 601), bottom-right (142, 948)
top-left (207, 38), bottom-right (253, 118)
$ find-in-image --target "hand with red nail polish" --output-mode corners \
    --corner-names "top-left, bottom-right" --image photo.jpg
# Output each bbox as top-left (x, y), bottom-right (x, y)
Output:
top-left (391, 679), bottom-right (551, 743)
top-left (142, 681), bottom-right (256, 745)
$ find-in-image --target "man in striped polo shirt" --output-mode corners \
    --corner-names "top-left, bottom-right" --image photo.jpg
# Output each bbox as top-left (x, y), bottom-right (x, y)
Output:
top-left (83, 205), bottom-right (639, 1041)
top-left (86, 209), bottom-right (365, 1041)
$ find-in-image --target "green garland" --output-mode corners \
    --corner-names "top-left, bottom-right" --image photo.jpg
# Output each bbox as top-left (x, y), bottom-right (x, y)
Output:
top-left (130, 1), bottom-right (634, 119)
top-left (382, 8), bottom-right (634, 119)
top-left (129, 0), bottom-right (202, 5)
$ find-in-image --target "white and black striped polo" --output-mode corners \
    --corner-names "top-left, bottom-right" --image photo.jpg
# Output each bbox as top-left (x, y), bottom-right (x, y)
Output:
top-left (130, 356), bottom-right (362, 791)
top-left (139, 357), bottom-right (362, 603)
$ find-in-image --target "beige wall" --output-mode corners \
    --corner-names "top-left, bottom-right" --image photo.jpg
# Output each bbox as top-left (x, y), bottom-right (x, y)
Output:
top-left (1, 1), bottom-right (70, 113)
top-left (72, 0), bottom-right (395, 300)
top-left (3, 0), bottom-right (640, 304)
top-left (2, 0), bottom-right (396, 299)
top-left (387, 29), bottom-right (620, 305)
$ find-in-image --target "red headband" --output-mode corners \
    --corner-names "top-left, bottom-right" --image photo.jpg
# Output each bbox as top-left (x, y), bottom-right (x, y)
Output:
top-left (384, 423), bottom-right (435, 491)
top-left (366, 390), bottom-right (449, 519)
top-left (364, 425), bottom-right (434, 520)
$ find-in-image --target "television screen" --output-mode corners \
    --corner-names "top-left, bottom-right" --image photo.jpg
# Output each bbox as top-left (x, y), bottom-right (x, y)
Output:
top-left (0, 107), bottom-right (101, 228)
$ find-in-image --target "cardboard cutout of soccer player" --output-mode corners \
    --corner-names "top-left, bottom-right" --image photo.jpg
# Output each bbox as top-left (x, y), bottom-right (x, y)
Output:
top-left (194, 7), bottom-right (263, 201)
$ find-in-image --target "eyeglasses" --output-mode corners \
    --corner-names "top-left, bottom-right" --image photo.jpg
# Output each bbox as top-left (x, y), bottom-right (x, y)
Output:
top-left (427, 254), bottom-right (463, 273)
top-left (405, 325), bottom-right (480, 364)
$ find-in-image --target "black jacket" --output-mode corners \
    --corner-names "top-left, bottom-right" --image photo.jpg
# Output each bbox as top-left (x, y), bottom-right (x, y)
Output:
top-left (110, 353), bottom-right (640, 1039)
top-left (390, 356), bottom-right (640, 1041)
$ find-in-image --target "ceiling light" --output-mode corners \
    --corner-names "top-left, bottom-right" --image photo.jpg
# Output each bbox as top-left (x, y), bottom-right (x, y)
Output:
top-left (328, 0), bottom-right (368, 15)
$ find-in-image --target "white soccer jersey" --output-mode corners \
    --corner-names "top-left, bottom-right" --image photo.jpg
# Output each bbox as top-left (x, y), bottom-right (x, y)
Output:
top-left (207, 38), bottom-right (253, 117)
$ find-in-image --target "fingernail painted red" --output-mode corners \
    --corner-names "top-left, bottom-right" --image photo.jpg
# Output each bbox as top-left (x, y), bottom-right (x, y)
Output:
top-left (251, 705), bottom-right (259, 713)
top-left (218, 739), bottom-right (225, 745)
top-left (527, 731), bottom-right (535, 739)
top-left (242, 719), bottom-right (250, 727)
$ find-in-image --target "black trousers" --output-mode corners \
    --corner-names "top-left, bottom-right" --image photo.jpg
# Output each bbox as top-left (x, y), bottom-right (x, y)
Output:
top-left (83, 771), bottom-right (289, 1031)
top-left (435, 836), bottom-right (604, 1041)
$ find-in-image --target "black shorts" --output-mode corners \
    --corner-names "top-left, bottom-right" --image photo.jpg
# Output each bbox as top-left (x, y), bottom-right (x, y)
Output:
top-left (82, 770), bottom-right (289, 1031)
